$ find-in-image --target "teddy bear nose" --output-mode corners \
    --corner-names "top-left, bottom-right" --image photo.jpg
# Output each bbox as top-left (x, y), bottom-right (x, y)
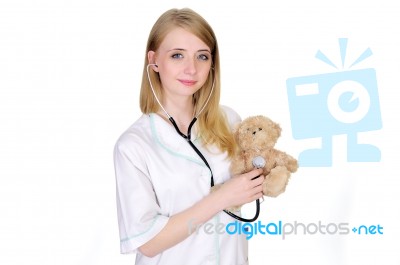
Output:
top-left (252, 131), bottom-right (257, 135)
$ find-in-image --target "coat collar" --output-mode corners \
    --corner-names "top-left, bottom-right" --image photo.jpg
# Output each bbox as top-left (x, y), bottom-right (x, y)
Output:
top-left (149, 113), bottom-right (205, 166)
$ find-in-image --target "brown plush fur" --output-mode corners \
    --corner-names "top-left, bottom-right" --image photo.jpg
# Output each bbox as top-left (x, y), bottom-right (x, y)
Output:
top-left (230, 115), bottom-right (298, 198)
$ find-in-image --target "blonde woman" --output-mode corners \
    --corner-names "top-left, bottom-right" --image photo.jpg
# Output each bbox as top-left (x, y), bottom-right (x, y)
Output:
top-left (114, 8), bottom-right (264, 265)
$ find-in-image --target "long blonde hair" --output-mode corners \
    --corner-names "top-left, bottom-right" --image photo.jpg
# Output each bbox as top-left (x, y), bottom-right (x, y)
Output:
top-left (139, 8), bottom-right (236, 157)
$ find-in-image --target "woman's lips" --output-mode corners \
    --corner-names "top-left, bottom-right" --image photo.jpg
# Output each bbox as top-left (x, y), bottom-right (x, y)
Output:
top-left (178, 79), bottom-right (197, 86)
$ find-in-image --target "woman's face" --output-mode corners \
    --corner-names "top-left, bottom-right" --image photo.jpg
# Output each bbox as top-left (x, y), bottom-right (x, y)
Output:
top-left (148, 27), bottom-right (212, 101)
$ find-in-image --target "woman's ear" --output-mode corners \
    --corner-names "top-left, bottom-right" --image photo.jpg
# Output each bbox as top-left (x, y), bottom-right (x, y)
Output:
top-left (147, 51), bottom-right (159, 72)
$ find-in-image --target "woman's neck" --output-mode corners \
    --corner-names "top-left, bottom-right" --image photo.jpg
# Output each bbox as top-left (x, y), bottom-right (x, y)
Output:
top-left (159, 97), bottom-right (195, 132)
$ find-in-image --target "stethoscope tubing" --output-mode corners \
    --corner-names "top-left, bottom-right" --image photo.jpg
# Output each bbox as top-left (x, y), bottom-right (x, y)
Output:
top-left (169, 116), bottom-right (260, 223)
top-left (147, 64), bottom-right (260, 222)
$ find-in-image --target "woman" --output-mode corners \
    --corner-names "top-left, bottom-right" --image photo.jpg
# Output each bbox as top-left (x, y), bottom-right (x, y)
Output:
top-left (114, 8), bottom-right (264, 265)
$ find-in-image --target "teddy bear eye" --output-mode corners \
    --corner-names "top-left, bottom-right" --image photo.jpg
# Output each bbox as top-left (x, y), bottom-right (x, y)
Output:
top-left (259, 128), bottom-right (262, 131)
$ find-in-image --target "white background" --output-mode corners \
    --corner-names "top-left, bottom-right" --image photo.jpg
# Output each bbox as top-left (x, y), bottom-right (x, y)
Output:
top-left (1, 0), bottom-right (399, 264)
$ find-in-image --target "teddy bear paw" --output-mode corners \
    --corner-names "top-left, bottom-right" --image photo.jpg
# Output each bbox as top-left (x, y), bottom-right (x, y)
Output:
top-left (262, 166), bottom-right (290, 197)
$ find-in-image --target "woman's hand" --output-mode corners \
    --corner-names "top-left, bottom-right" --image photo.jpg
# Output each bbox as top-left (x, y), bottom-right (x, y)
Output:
top-left (138, 169), bottom-right (264, 257)
top-left (213, 169), bottom-right (264, 211)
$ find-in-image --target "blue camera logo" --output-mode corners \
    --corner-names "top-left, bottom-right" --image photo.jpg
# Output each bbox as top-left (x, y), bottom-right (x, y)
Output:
top-left (286, 39), bottom-right (382, 167)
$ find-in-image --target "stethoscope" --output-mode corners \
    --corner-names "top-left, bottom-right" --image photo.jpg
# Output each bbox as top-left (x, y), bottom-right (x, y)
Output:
top-left (147, 64), bottom-right (260, 222)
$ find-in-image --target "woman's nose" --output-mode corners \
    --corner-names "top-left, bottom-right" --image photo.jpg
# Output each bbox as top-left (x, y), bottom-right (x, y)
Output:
top-left (184, 58), bottom-right (197, 75)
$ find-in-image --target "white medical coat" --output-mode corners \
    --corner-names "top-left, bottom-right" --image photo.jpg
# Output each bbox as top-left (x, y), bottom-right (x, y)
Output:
top-left (114, 106), bottom-right (248, 265)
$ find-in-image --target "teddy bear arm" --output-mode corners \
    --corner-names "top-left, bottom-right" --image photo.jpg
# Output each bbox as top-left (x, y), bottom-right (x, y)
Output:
top-left (285, 154), bottom-right (299, 173)
top-left (273, 150), bottom-right (298, 173)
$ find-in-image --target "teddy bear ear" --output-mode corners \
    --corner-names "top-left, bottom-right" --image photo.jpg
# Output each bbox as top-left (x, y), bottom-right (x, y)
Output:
top-left (272, 121), bottom-right (282, 137)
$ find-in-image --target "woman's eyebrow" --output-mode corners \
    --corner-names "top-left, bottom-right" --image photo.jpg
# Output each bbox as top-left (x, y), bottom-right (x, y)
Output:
top-left (167, 48), bottom-right (211, 53)
top-left (198, 49), bottom-right (211, 53)
top-left (168, 48), bottom-right (185, 52)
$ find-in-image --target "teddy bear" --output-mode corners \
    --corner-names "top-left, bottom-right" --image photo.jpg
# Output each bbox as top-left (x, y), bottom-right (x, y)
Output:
top-left (230, 115), bottom-right (298, 198)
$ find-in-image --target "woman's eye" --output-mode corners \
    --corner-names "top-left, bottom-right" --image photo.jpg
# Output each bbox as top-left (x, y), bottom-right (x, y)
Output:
top-left (171, 53), bottom-right (184, 59)
top-left (198, 54), bottom-right (209, 61)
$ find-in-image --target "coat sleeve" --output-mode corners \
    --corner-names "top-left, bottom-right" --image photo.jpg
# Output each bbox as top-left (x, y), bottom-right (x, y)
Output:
top-left (114, 137), bottom-right (169, 254)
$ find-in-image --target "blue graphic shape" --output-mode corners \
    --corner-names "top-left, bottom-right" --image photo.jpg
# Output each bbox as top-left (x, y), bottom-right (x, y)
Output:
top-left (349, 48), bottom-right (373, 68)
top-left (315, 50), bottom-right (338, 69)
top-left (339, 38), bottom-right (348, 68)
top-left (339, 92), bottom-right (359, 112)
top-left (286, 69), bottom-right (382, 167)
